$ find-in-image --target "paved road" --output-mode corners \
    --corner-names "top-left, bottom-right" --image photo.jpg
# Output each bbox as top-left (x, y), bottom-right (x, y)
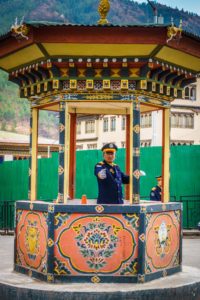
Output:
top-left (182, 237), bottom-right (200, 269)
top-left (0, 236), bottom-right (199, 271)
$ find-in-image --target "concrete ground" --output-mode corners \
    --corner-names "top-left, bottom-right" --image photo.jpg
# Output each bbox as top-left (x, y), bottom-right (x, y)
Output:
top-left (0, 236), bottom-right (200, 300)
top-left (182, 237), bottom-right (200, 269)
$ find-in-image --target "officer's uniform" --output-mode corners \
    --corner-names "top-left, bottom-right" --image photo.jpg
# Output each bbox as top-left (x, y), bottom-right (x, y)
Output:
top-left (94, 143), bottom-right (129, 204)
top-left (150, 176), bottom-right (162, 201)
top-left (150, 186), bottom-right (161, 201)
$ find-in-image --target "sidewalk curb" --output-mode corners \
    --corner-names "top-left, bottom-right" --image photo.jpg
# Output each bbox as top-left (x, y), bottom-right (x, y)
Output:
top-left (183, 230), bottom-right (200, 237)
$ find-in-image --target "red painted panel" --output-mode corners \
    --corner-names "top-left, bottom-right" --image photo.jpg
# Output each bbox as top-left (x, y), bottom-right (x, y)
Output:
top-left (33, 26), bottom-right (167, 45)
top-left (54, 213), bottom-right (139, 276)
top-left (15, 209), bottom-right (48, 273)
top-left (0, 30), bottom-right (34, 58)
top-left (145, 210), bottom-right (180, 273)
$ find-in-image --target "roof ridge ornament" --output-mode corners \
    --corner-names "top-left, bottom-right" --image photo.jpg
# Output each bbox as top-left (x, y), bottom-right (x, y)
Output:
top-left (166, 18), bottom-right (182, 43)
top-left (98, 0), bottom-right (110, 25)
top-left (11, 17), bottom-right (29, 40)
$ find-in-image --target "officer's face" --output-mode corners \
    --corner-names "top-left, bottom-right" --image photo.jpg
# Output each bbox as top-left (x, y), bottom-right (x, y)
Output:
top-left (104, 151), bottom-right (115, 163)
top-left (157, 178), bottom-right (162, 187)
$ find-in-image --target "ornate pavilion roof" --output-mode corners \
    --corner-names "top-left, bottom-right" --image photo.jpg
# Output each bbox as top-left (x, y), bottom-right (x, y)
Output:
top-left (0, 21), bottom-right (200, 112)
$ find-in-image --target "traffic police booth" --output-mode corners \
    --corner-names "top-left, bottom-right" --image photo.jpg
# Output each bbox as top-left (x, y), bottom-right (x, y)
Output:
top-left (1, 0), bottom-right (200, 284)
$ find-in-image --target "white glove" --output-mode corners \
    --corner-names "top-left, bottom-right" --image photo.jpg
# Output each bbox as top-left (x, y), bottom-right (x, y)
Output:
top-left (140, 170), bottom-right (146, 176)
top-left (98, 169), bottom-right (107, 179)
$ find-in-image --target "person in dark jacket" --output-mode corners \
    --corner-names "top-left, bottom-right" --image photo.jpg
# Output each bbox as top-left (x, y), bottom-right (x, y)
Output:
top-left (150, 176), bottom-right (162, 201)
top-left (94, 143), bottom-right (129, 204)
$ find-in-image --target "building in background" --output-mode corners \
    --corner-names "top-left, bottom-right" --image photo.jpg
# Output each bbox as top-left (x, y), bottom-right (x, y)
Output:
top-left (76, 79), bottom-right (200, 150)
top-left (0, 131), bottom-right (58, 162)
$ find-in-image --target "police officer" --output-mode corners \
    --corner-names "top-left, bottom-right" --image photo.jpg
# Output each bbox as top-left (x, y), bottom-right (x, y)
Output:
top-left (150, 176), bottom-right (162, 201)
top-left (94, 143), bottom-right (129, 204)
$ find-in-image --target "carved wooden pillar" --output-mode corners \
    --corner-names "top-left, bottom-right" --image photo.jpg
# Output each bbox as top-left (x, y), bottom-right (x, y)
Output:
top-left (69, 113), bottom-right (77, 199)
top-left (162, 108), bottom-right (170, 203)
top-left (125, 114), bottom-right (130, 200)
top-left (29, 107), bottom-right (38, 201)
top-left (64, 103), bottom-right (71, 204)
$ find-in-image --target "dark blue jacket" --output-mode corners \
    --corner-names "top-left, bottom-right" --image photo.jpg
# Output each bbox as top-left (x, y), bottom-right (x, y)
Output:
top-left (150, 185), bottom-right (162, 201)
top-left (94, 160), bottom-right (129, 204)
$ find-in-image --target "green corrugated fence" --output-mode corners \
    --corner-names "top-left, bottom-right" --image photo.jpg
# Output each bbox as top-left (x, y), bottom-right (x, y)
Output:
top-left (0, 146), bottom-right (200, 229)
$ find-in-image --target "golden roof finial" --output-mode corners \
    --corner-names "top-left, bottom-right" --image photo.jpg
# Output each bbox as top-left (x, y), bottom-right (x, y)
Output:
top-left (11, 17), bottom-right (29, 40)
top-left (98, 0), bottom-right (110, 25)
top-left (166, 18), bottom-right (183, 43)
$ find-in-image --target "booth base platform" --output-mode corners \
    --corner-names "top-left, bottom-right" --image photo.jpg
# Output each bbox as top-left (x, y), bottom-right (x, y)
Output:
top-left (0, 266), bottom-right (200, 300)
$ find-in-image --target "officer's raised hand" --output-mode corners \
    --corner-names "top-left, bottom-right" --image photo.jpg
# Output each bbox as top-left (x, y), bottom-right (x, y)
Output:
top-left (98, 168), bottom-right (107, 179)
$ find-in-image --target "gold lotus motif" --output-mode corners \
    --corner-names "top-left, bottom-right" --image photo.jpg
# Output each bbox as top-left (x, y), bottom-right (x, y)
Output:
top-left (58, 165), bottom-right (64, 175)
top-left (91, 275), bottom-right (101, 283)
top-left (95, 205), bottom-right (104, 213)
top-left (133, 124), bottom-right (140, 134)
top-left (47, 274), bottom-right (54, 282)
top-left (48, 238), bottom-right (54, 247)
top-left (138, 274), bottom-right (145, 283)
top-left (48, 204), bottom-right (55, 213)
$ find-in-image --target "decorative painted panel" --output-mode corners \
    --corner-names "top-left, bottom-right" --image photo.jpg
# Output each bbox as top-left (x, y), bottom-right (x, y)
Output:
top-left (15, 209), bottom-right (48, 274)
top-left (145, 210), bottom-right (181, 274)
top-left (54, 213), bottom-right (139, 276)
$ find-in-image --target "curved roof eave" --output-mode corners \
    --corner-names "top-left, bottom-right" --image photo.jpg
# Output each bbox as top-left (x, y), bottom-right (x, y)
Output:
top-left (0, 22), bottom-right (199, 42)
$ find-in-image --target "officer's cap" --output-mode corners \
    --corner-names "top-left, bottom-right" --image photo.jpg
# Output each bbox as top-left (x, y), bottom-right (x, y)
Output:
top-left (156, 175), bottom-right (162, 180)
top-left (101, 143), bottom-right (118, 153)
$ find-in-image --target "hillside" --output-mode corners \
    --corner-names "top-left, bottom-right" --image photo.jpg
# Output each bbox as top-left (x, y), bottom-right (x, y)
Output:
top-left (0, 0), bottom-right (200, 139)
top-left (0, 70), bottom-right (58, 139)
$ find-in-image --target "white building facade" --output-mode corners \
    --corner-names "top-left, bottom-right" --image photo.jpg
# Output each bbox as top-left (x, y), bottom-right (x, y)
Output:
top-left (76, 79), bottom-right (200, 150)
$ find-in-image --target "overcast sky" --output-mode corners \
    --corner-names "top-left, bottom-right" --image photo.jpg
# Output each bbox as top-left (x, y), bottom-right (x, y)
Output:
top-left (133, 0), bottom-right (200, 15)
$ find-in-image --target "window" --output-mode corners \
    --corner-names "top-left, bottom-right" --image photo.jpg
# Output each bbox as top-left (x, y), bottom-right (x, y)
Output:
top-left (171, 141), bottom-right (194, 146)
top-left (13, 156), bottom-right (28, 160)
top-left (103, 118), bottom-right (108, 132)
top-left (141, 140), bottom-right (151, 147)
top-left (87, 143), bottom-right (97, 150)
top-left (179, 114), bottom-right (184, 128)
top-left (76, 121), bottom-right (81, 134)
top-left (110, 117), bottom-right (116, 131)
top-left (76, 144), bottom-right (83, 150)
top-left (85, 120), bottom-right (95, 133)
top-left (190, 87), bottom-right (196, 101)
top-left (141, 113), bottom-right (152, 128)
top-left (185, 87), bottom-right (189, 99)
top-left (188, 115), bottom-right (194, 128)
top-left (171, 113), bottom-right (176, 127)
top-left (184, 85), bottom-right (196, 101)
top-left (121, 116), bottom-right (126, 130)
top-left (171, 113), bottom-right (194, 128)
top-left (121, 142), bottom-right (126, 148)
